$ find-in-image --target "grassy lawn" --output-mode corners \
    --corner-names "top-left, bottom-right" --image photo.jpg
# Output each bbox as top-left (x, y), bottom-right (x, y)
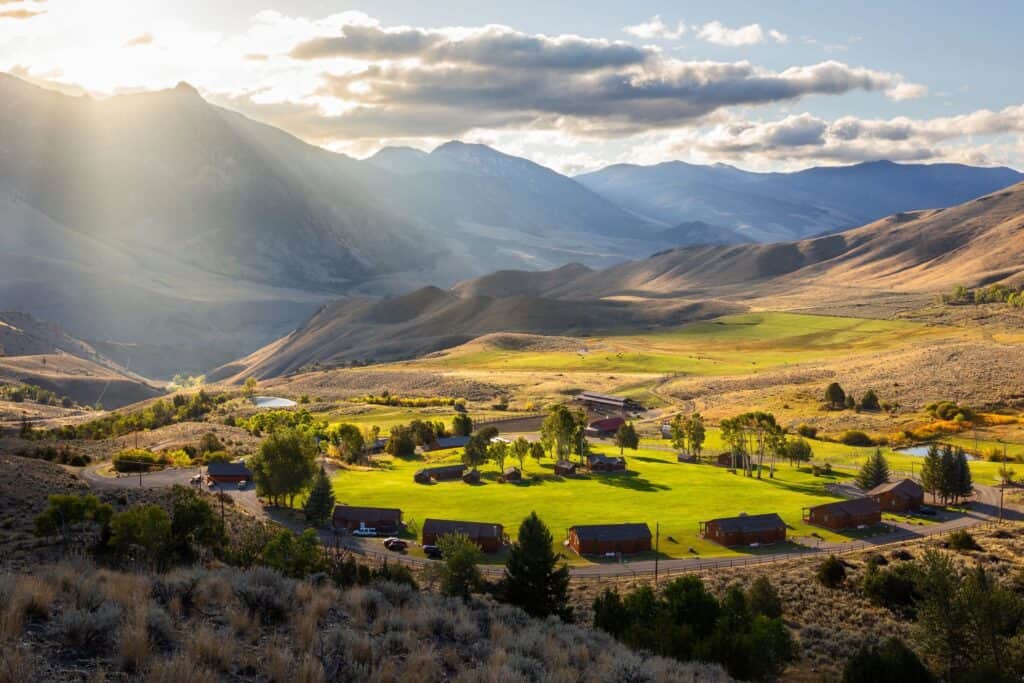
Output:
top-left (327, 442), bottom-right (868, 564)
top-left (417, 312), bottom-right (951, 376)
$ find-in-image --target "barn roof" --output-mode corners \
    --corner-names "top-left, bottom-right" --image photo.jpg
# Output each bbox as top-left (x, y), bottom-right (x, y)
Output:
top-left (207, 461), bottom-right (251, 477)
top-left (868, 479), bottom-right (924, 498)
top-left (570, 523), bottom-right (652, 542)
top-left (423, 518), bottom-right (503, 540)
top-left (808, 497), bottom-right (880, 517)
top-left (707, 513), bottom-right (785, 533)
top-left (434, 436), bottom-right (470, 449)
top-left (416, 464), bottom-right (466, 476)
top-left (587, 454), bottom-right (626, 466)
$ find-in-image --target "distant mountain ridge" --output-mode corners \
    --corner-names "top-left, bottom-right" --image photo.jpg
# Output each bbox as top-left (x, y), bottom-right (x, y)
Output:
top-left (222, 181), bottom-right (1024, 379)
top-left (576, 159), bottom-right (1024, 243)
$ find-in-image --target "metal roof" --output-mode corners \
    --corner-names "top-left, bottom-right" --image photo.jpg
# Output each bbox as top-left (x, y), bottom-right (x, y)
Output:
top-left (207, 461), bottom-right (251, 477)
top-left (868, 479), bottom-right (924, 498)
top-left (706, 513), bottom-right (785, 533)
top-left (423, 518), bottom-right (503, 539)
top-left (570, 523), bottom-right (652, 542)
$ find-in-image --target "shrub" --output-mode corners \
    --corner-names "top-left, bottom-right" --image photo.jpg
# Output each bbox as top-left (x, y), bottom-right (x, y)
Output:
top-left (843, 637), bottom-right (932, 683)
top-left (747, 576), bottom-right (783, 619)
top-left (231, 567), bottom-right (296, 624)
top-left (796, 423), bottom-right (818, 439)
top-left (817, 555), bottom-right (846, 588)
top-left (51, 603), bottom-right (123, 654)
top-left (840, 430), bottom-right (874, 447)
top-left (113, 449), bottom-right (163, 472)
top-left (946, 530), bottom-right (981, 551)
top-left (862, 561), bottom-right (919, 612)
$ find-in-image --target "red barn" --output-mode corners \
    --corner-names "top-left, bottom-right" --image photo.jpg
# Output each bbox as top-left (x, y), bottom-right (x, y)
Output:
top-left (207, 461), bottom-right (252, 484)
top-left (586, 416), bottom-right (626, 438)
top-left (568, 523), bottom-right (652, 555)
top-left (332, 505), bottom-right (402, 535)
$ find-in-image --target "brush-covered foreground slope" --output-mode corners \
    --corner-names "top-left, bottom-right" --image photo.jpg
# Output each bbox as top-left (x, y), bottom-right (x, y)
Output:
top-left (577, 159), bottom-right (1024, 242)
top-left (212, 287), bottom-right (739, 380)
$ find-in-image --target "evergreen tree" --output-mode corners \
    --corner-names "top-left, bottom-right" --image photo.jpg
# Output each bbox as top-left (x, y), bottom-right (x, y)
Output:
top-left (825, 382), bottom-right (846, 409)
top-left (843, 637), bottom-right (932, 683)
top-left (503, 512), bottom-right (570, 619)
top-left (920, 444), bottom-right (942, 503)
top-left (857, 449), bottom-right (890, 490)
top-left (953, 448), bottom-right (973, 505)
top-left (303, 466), bottom-right (335, 525)
top-left (614, 422), bottom-right (639, 455)
top-left (938, 445), bottom-right (958, 505)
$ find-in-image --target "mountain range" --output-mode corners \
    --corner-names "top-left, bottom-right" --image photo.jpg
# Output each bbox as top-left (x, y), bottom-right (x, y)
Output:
top-left (219, 181), bottom-right (1024, 379)
top-left (1, 72), bottom-right (1022, 377)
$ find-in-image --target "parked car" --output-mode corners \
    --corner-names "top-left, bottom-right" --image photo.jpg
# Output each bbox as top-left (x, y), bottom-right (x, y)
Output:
top-left (237, 480), bottom-right (248, 490)
top-left (384, 538), bottom-right (408, 552)
top-left (190, 474), bottom-right (202, 485)
top-left (423, 544), bottom-right (443, 560)
top-left (353, 527), bottom-right (377, 537)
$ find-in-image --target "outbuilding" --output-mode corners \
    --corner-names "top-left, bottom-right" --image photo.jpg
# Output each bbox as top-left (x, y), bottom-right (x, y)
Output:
top-left (716, 452), bottom-right (750, 469)
top-left (554, 460), bottom-right (578, 476)
top-left (331, 505), bottom-right (402, 535)
top-left (422, 518), bottom-right (505, 553)
top-left (568, 523), bottom-right (652, 555)
top-left (700, 513), bottom-right (786, 546)
top-left (585, 416), bottom-right (626, 438)
top-left (803, 497), bottom-right (881, 530)
top-left (207, 461), bottom-right (252, 484)
top-left (574, 391), bottom-right (643, 413)
top-left (462, 468), bottom-right (481, 484)
top-left (502, 467), bottom-right (522, 483)
top-left (867, 479), bottom-right (925, 512)
top-left (587, 454), bottom-right (627, 472)
top-left (423, 436), bottom-right (471, 452)
top-left (414, 464), bottom-right (467, 484)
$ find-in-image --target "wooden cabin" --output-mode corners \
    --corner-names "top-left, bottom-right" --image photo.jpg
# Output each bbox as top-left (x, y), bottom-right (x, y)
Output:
top-left (803, 497), bottom-right (881, 530)
top-left (586, 454), bottom-right (627, 473)
top-left (422, 518), bottom-right (505, 553)
top-left (700, 513), bottom-right (786, 546)
top-left (554, 460), bottom-right (578, 476)
top-left (867, 479), bottom-right (925, 512)
top-left (414, 464), bottom-right (466, 484)
top-left (331, 505), bottom-right (402, 535)
top-left (568, 523), bottom-right (652, 555)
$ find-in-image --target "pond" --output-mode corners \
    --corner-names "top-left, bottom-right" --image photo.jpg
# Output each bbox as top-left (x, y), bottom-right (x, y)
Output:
top-left (251, 396), bottom-right (297, 409)
top-left (895, 444), bottom-right (975, 460)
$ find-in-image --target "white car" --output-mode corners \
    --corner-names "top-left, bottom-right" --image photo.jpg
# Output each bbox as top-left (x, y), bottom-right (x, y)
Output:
top-left (353, 528), bottom-right (377, 537)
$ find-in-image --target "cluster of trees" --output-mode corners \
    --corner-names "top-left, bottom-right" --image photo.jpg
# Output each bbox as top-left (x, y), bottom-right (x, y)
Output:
top-left (248, 427), bottom-right (320, 507)
top-left (920, 444), bottom-right (973, 505)
top-left (614, 422), bottom-right (639, 455)
top-left (539, 404), bottom-right (588, 461)
top-left (942, 283), bottom-right (1024, 308)
top-left (825, 383), bottom-right (891, 412)
top-left (354, 390), bottom-right (463, 408)
top-left (924, 400), bottom-right (976, 423)
top-left (34, 487), bottom-right (226, 570)
top-left (461, 427), bottom-right (545, 472)
top-left (1, 383), bottom-right (77, 408)
top-left (52, 390), bottom-right (228, 440)
top-left (168, 373), bottom-right (205, 390)
top-left (235, 408), bottom-right (324, 437)
top-left (669, 412), bottom-right (706, 458)
top-left (112, 448), bottom-right (189, 472)
top-left (16, 443), bottom-right (91, 467)
top-left (592, 574), bottom-right (797, 680)
top-left (719, 411), bottom-right (815, 477)
top-left (843, 548), bottom-right (1024, 681)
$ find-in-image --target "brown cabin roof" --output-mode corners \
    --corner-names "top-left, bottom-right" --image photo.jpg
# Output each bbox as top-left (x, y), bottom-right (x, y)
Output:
top-left (808, 497), bottom-right (880, 517)
top-left (415, 464), bottom-right (466, 477)
top-left (867, 479), bottom-right (924, 499)
top-left (332, 505), bottom-right (401, 524)
top-left (570, 523), bottom-right (651, 542)
top-left (423, 518), bottom-right (503, 540)
top-left (706, 513), bottom-right (785, 534)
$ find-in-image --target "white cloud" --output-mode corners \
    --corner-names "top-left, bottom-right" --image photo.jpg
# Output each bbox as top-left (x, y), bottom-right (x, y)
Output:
top-left (695, 21), bottom-right (788, 46)
top-left (623, 15), bottom-right (685, 40)
top-left (886, 82), bottom-right (928, 101)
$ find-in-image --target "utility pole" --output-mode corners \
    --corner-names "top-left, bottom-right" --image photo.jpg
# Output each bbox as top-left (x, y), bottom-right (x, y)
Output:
top-left (654, 521), bottom-right (660, 586)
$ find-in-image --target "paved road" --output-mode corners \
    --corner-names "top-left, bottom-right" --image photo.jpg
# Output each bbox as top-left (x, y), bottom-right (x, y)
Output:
top-left (79, 463), bottom-right (1017, 579)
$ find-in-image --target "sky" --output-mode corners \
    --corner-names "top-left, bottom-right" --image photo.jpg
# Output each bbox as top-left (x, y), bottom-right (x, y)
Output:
top-left (2, 0), bottom-right (1023, 174)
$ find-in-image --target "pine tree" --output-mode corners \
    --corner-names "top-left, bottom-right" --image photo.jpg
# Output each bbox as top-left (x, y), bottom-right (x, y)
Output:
top-left (938, 445), bottom-right (957, 505)
top-left (503, 511), bottom-right (570, 619)
top-left (857, 449), bottom-right (890, 490)
top-left (303, 466), bottom-right (335, 525)
top-left (953, 448), bottom-right (973, 505)
top-left (920, 444), bottom-right (941, 504)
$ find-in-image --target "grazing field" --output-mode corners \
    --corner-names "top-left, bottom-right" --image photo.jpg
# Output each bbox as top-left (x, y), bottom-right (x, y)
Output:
top-left (414, 312), bottom-right (955, 376)
top-left (328, 443), bottom-right (885, 563)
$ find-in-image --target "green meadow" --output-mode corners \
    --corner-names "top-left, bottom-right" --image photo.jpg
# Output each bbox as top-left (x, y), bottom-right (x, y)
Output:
top-left (329, 442), bottom-right (879, 563)
top-left (421, 312), bottom-right (950, 375)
